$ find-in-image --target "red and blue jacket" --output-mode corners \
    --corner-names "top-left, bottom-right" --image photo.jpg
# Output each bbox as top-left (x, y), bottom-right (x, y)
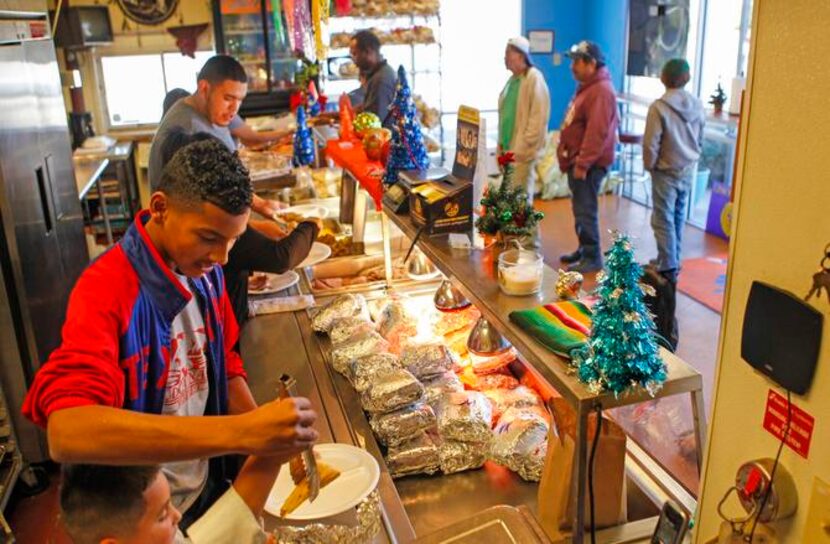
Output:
top-left (23, 211), bottom-right (246, 427)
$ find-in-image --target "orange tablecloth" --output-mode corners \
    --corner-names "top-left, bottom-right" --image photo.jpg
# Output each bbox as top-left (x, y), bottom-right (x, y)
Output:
top-left (325, 139), bottom-right (385, 210)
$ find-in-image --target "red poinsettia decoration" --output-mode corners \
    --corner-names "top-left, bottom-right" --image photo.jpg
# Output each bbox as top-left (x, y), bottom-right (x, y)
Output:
top-left (497, 152), bottom-right (515, 167)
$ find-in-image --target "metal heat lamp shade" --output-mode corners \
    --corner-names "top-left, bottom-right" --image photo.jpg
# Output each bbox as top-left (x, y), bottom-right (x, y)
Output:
top-left (433, 278), bottom-right (471, 312)
top-left (466, 316), bottom-right (512, 356)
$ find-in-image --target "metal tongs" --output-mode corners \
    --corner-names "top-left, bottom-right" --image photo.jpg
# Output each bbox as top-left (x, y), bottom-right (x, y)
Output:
top-left (278, 374), bottom-right (320, 502)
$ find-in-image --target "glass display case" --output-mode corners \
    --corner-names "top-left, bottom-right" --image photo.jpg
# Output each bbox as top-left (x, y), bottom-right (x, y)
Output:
top-left (212, 0), bottom-right (299, 115)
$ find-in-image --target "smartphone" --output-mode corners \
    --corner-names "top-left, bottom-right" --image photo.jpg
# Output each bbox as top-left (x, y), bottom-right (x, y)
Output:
top-left (651, 500), bottom-right (690, 544)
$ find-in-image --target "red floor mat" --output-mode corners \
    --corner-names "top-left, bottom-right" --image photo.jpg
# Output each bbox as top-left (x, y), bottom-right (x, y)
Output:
top-left (677, 254), bottom-right (728, 313)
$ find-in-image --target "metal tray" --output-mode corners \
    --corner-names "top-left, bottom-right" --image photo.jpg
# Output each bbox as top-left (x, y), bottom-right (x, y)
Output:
top-left (413, 505), bottom-right (549, 543)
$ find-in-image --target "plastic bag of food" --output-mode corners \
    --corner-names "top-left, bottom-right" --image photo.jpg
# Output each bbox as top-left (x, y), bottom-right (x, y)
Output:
top-left (370, 403), bottom-right (436, 446)
top-left (401, 343), bottom-right (454, 379)
top-left (376, 301), bottom-right (417, 348)
top-left (385, 432), bottom-right (440, 479)
top-left (473, 372), bottom-right (521, 391)
top-left (349, 353), bottom-right (402, 392)
top-left (422, 371), bottom-right (464, 408)
top-left (438, 439), bottom-right (489, 474)
top-left (360, 367), bottom-right (424, 414)
top-left (436, 391), bottom-right (493, 443)
top-left (312, 294), bottom-right (368, 332)
top-left (329, 316), bottom-right (375, 346)
top-left (432, 305), bottom-right (480, 337)
top-left (329, 331), bottom-right (390, 376)
top-left (483, 385), bottom-right (542, 423)
top-left (470, 347), bottom-right (517, 374)
top-left (491, 406), bottom-right (549, 482)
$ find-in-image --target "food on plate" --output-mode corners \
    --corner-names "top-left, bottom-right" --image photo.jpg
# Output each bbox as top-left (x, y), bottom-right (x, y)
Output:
top-left (279, 461), bottom-right (341, 517)
top-left (317, 232), bottom-right (361, 258)
top-left (248, 273), bottom-right (269, 292)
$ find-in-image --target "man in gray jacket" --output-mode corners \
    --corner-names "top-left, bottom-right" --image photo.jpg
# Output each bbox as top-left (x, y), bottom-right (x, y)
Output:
top-left (643, 58), bottom-right (705, 281)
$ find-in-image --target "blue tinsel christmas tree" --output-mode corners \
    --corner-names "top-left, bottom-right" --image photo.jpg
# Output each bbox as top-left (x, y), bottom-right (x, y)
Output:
top-left (574, 232), bottom-right (667, 395)
top-left (293, 106), bottom-right (314, 166)
top-left (383, 66), bottom-right (430, 184)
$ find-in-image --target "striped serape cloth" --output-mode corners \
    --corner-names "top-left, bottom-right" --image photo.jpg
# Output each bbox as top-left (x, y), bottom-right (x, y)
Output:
top-left (509, 300), bottom-right (593, 357)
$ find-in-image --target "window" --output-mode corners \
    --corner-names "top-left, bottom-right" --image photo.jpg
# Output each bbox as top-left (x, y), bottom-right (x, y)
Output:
top-left (101, 51), bottom-right (215, 128)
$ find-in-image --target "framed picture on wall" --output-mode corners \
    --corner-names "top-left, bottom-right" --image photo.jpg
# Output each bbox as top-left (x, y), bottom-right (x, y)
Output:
top-left (528, 30), bottom-right (554, 54)
top-left (628, 0), bottom-right (690, 77)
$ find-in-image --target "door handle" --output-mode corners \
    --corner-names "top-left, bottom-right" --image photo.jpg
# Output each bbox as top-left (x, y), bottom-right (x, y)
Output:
top-left (34, 165), bottom-right (54, 235)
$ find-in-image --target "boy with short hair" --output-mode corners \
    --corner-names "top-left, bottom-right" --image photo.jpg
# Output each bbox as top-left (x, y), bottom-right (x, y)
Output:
top-left (23, 139), bottom-right (318, 527)
top-left (60, 456), bottom-right (281, 543)
top-left (643, 58), bottom-right (706, 282)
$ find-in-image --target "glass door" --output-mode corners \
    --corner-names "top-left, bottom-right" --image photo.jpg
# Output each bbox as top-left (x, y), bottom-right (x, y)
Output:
top-left (265, 1), bottom-right (298, 90)
top-left (219, 0), bottom-right (269, 92)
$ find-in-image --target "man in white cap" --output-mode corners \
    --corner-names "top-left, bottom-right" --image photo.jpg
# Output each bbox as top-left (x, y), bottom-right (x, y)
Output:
top-left (498, 36), bottom-right (551, 246)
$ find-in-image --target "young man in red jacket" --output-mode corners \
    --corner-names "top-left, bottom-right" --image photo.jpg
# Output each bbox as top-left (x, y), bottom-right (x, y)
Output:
top-left (22, 138), bottom-right (318, 529)
top-left (557, 41), bottom-right (619, 273)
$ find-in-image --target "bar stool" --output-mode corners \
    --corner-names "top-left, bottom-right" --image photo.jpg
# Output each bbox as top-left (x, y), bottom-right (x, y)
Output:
top-left (617, 130), bottom-right (651, 208)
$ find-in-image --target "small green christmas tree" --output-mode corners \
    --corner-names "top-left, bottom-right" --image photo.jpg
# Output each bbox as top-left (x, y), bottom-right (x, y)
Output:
top-left (475, 153), bottom-right (544, 238)
top-left (709, 83), bottom-right (727, 112)
top-left (573, 232), bottom-right (667, 395)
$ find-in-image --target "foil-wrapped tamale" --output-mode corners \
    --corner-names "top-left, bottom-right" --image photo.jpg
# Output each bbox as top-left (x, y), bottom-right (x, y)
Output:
top-left (385, 432), bottom-right (440, 479)
top-left (349, 353), bottom-right (402, 393)
top-left (422, 371), bottom-right (464, 408)
top-left (438, 439), bottom-right (489, 474)
top-left (491, 406), bottom-right (549, 482)
top-left (359, 367), bottom-right (424, 414)
top-left (436, 391), bottom-right (493, 443)
top-left (370, 403), bottom-right (436, 446)
top-left (329, 316), bottom-right (374, 346)
top-left (401, 343), bottom-right (454, 379)
top-left (329, 331), bottom-right (390, 376)
top-left (311, 294), bottom-right (368, 333)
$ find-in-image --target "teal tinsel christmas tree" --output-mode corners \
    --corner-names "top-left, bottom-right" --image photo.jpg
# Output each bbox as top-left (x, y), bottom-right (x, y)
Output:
top-left (293, 106), bottom-right (314, 166)
top-left (383, 66), bottom-right (430, 184)
top-left (574, 232), bottom-right (667, 395)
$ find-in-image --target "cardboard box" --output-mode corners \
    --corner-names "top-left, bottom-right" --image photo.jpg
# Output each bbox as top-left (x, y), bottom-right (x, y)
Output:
top-left (409, 175), bottom-right (472, 235)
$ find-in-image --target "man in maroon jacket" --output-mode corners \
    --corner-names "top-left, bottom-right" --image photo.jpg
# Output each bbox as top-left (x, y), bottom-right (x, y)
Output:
top-left (557, 41), bottom-right (619, 273)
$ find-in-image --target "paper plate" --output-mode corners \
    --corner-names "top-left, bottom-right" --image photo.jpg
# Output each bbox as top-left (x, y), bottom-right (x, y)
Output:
top-left (265, 443), bottom-right (380, 520)
top-left (277, 204), bottom-right (330, 219)
top-left (297, 242), bottom-right (332, 268)
top-left (248, 271), bottom-right (300, 295)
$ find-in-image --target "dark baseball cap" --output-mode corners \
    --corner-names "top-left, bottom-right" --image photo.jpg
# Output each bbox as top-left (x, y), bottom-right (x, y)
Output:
top-left (565, 40), bottom-right (605, 64)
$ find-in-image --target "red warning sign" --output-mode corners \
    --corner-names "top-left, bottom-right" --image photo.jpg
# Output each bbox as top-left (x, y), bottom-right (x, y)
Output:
top-left (763, 389), bottom-right (814, 459)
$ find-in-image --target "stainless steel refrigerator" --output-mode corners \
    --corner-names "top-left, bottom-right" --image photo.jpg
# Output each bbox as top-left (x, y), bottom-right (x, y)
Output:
top-left (0, 5), bottom-right (89, 463)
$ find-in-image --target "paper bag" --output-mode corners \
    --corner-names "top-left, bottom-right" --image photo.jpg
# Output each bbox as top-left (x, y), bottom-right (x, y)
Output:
top-left (537, 398), bottom-right (627, 539)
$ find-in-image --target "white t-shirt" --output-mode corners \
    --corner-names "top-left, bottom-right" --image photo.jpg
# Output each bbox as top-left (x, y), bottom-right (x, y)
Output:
top-left (162, 274), bottom-right (210, 514)
top-left (175, 487), bottom-right (266, 544)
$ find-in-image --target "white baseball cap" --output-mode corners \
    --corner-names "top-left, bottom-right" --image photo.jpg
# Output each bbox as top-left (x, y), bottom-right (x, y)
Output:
top-left (507, 36), bottom-right (531, 57)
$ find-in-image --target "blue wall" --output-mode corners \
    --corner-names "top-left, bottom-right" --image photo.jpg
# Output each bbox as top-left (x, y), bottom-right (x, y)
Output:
top-left (523, 0), bottom-right (627, 127)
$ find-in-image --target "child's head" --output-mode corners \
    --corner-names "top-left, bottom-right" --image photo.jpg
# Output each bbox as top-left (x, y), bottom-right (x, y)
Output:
top-left (151, 133), bottom-right (252, 277)
top-left (61, 464), bottom-right (181, 544)
top-left (661, 58), bottom-right (691, 89)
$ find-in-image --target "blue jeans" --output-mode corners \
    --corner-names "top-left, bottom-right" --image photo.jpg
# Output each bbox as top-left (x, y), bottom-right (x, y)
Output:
top-left (650, 168), bottom-right (693, 273)
top-left (567, 166), bottom-right (607, 263)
